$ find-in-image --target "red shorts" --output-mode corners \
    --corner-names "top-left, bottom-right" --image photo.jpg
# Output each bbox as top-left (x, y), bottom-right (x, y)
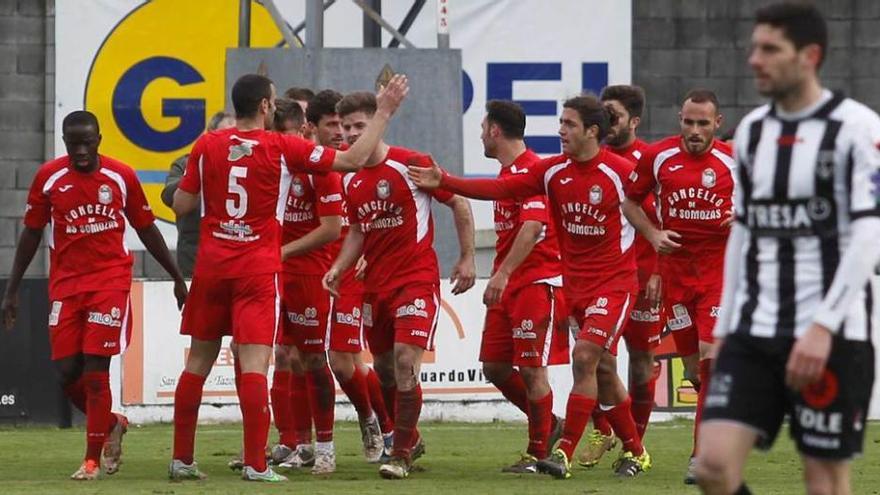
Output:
top-left (664, 276), bottom-right (721, 356)
top-left (616, 291), bottom-right (663, 355)
top-left (279, 274), bottom-right (332, 354)
top-left (180, 273), bottom-right (280, 346)
top-left (569, 291), bottom-right (636, 351)
top-left (480, 283), bottom-right (570, 367)
top-left (48, 291), bottom-right (132, 361)
top-left (363, 283), bottom-right (439, 355)
top-left (328, 288), bottom-right (365, 353)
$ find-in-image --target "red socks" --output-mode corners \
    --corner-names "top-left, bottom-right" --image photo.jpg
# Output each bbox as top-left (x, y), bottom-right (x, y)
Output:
top-left (381, 383), bottom-right (397, 423)
top-left (527, 392), bottom-right (554, 459)
top-left (338, 367), bottom-right (373, 421)
top-left (83, 371), bottom-right (113, 463)
top-left (592, 409), bottom-right (613, 436)
top-left (63, 376), bottom-right (87, 414)
top-left (557, 393), bottom-right (597, 460)
top-left (366, 367), bottom-right (394, 433)
top-left (392, 384), bottom-right (423, 461)
top-left (306, 366), bottom-right (336, 443)
top-left (693, 359), bottom-right (712, 456)
top-left (494, 370), bottom-right (529, 416)
top-left (630, 378), bottom-right (657, 439)
top-left (270, 370), bottom-right (294, 447)
top-left (289, 372), bottom-right (312, 446)
top-left (239, 373), bottom-right (270, 472)
top-left (605, 397), bottom-right (644, 456)
top-left (172, 371), bottom-right (206, 464)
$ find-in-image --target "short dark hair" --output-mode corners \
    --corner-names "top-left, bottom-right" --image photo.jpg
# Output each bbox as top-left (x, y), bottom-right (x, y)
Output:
top-left (207, 110), bottom-right (233, 131)
top-left (683, 88), bottom-right (720, 110)
top-left (485, 100), bottom-right (526, 139)
top-left (231, 74), bottom-right (273, 118)
top-left (336, 92), bottom-right (377, 118)
top-left (284, 87), bottom-right (315, 102)
top-left (306, 89), bottom-right (343, 124)
top-left (599, 85), bottom-right (646, 119)
top-left (755, 2), bottom-right (827, 68)
top-left (273, 97), bottom-right (305, 131)
top-left (562, 94), bottom-right (617, 141)
top-left (62, 110), bottom-right (100, 134)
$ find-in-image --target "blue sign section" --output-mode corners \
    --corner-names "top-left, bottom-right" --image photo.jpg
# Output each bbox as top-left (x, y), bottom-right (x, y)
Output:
top-left (113, 56), bottom-right (206, 153)
top-left (582, 62), bottom-right (609, 97)
top-left (136, 170), bottom-right (168, 184)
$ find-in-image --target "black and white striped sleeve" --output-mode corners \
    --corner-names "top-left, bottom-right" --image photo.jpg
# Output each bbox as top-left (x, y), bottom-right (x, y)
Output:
top-left (847, 110), bottom-right (880, 218)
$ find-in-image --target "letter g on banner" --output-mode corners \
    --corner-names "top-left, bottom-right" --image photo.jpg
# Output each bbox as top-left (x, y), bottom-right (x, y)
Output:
top-left (113, 57), bottom-right (206, 152)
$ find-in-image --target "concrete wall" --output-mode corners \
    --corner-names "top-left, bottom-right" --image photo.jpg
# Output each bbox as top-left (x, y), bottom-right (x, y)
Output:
top-left (3, 0), bottom-right (880, 278)
top-left (632, 0), bottom-right (880, 142)
top-left (0, 0), bottom-right (50, 277)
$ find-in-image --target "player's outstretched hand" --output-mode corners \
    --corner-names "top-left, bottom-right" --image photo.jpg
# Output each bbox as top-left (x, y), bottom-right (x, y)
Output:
top-left (376, 74), bottom-right (409, 117)
top-left (650, 229), bottom-right (682, 255)
top-left (322, 267), bottom-right (341, 297)
top-left (406, 155), bottom-right (443, 190)
top-left (354, 256), bottom-right (368, 281)
top-left (785, 323), bottom-right (833, 391)
top-left (1, 292), bottom-right (17, 330)
top-left (483, 271), bottom-right (508, 306)
top-left (173, 279), bottom-right (188, 311)
top-left (645, 273), bottom-right (662, 310)
top-left (450, 257), bottom-right (476, 295)
top-left (721, 207), bottom-right (736, 228)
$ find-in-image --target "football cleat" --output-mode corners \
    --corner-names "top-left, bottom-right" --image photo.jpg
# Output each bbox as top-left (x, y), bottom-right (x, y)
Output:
top-left (101, 413), bottom-right (128, 475)
top-left (278, 444), bottom-right (316, 469)
top-left (227, 450), bottom-right (244, 471)
top-left (242, 465), bottom-right (288, 482)
top-left (168, 459), bottom-right (207, 481)
top-left (684, 456), bottom-right (697, 485)
top-left (311, 446), bottom-right (336, 475)
top-left (612, 449), bottom-right (652, 478)
top-left (501, 453), bottom-right (538, 474)
top-left (379, 456), bottom-right (410, 479)
top-left (536, 449), bottom-right (572, 479)
top-left (577, 429), bottom-right (617, 468)
top-left (70, 460), bottom-right (100, 481)
top-left (360, 414), bottom-right (384, 463)
top-left (269, 444), bottom-right (293, 466)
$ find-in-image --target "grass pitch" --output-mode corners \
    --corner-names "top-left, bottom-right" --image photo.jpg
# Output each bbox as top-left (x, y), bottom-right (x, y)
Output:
top-left (1, 419), bottom-right (879, 494)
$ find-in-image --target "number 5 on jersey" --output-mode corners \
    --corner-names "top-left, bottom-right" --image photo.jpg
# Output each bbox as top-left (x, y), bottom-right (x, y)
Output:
top-left (227, 166), bottom-right (248, 219)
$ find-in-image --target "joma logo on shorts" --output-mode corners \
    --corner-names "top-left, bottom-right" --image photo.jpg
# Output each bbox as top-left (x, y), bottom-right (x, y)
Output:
top-left (410, 329), bottom-right (429, 338)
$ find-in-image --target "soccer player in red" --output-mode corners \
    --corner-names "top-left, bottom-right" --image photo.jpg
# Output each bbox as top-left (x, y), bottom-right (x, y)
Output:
top-left (408, 95), bottom-right (651, 479)
top-left (324, 91), bottom-right (476, 479)
top-left (475, 100), bottom-right (568, 473)
top-left (168, 73), bottom-right (408, 482)
top-left (266, 93), bottom-right (348, 474)
top-left (1, 110), bottom-right (187, 480)
top-left (581, 85), bottom-right (662, 467)
top-left (623, 88), bottom-right (734, 485)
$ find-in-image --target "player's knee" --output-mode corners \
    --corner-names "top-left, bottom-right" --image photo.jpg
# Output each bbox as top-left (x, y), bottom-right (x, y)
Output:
top-left (303, 351), bottom-right (327, 370)
top-left (695, 453), bottom-right (735, 493)
top-left (629, 354), bottom-right (654, 386)
top-left (274, 348), bottom-right (291, 369)
top-left (329, 353), bottom-right (354, 381)
top-left (572, 342), bottom-right (601, 375)
top-left (482, 362), bottom-right (512, 385)
top-left (802, 463), bottom-right (838, 495)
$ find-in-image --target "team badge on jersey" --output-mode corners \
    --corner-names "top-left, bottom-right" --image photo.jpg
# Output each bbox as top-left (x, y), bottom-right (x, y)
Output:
top-left (292, 177), bottom-right (305, 197)
top-left (702, 168), bottom-right (717, 188)
top-left (98, 184), bottom-right (113, 205)
top-left (227, 135), bottom-right (259, 161)
top-left (589, 184), bottom-right (603, 205)
top-left (376, 179), bottom-right (391, 199)
top-left (816, 151), bottom-right (835, 179)
top-left (309, 145), bottom-right (326, 163)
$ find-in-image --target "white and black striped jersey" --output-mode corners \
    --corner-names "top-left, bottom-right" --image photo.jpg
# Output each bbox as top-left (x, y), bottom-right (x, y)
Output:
top-left (719, 90), bottom-right (880, 341)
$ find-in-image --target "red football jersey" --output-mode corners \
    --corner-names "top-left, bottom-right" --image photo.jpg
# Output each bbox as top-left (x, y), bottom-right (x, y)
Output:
top-left (282, 172), bottom-right (344, 275)
top-left (24, 155), bottom-right (155, 299)
top-left (606, 139), bottom-right (658, 286)
top-left (345, 146), bottom-right (454, 292)
top-left (179, 127), bottom-right (336, 279)
top-left (493, 149), bottom-right (562, 292)
top-left (444, 148), bottom-right (638, 298)
top-left (331, 172), bottom-right (365, 295)
top-left (627, 136), bottom-right (735, 257)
